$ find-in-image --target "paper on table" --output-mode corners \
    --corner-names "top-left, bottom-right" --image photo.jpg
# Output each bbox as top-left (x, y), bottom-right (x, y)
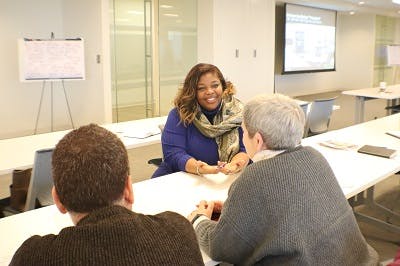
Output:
top-left (124, 128), bottom-right (161, 139)
top-left (318, 140), bottom-right (357, 150)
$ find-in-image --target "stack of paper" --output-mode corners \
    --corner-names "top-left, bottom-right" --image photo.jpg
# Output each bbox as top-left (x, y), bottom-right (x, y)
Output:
top-left (318, 140), bottom-right (357, 150)
top-left (124, 128), bottom-right (161, 139)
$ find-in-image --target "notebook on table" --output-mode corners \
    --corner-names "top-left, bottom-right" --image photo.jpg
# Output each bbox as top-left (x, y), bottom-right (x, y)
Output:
top-left (357, 145), bottom-right (397, 159)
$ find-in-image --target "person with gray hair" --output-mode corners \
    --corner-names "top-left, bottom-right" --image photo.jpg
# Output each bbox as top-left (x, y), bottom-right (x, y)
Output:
top-left (242, 93), bottom-right (305, 150)
top-left (188, 94), bottom-right (379, 265)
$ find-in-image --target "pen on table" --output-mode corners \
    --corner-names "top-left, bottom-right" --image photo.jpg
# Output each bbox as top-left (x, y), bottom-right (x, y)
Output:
top-left (386, 132), bottom-right (400, 139)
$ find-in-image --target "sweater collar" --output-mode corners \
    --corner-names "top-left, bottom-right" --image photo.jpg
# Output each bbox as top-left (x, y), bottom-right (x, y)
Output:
top-left (252, 149), bottom-right (286, 162)
top-left (252, 145), bottom-right (303, 162)
top-left (77, 205), bottom-right (131, 226)
top-left (200, 102), bottom-right (222, 123)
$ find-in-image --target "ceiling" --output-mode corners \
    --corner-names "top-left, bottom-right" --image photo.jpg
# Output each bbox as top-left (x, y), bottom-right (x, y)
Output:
top-left (279, 0), bottom-right (400, 16)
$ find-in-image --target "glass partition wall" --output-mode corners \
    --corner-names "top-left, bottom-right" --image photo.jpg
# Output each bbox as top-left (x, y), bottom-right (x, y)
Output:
top-left (158, 0), bottom-right (198, 115)
top-left (374, 15), bottom-right (400, 87)
top-left (110, 0), bottom-right (197, 122)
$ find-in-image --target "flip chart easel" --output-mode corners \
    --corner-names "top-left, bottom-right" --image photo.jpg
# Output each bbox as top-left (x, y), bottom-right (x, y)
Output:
top-left (386, 45), bottom-right (400, 84)
top-left (18, 33), bottom-right (85, 133)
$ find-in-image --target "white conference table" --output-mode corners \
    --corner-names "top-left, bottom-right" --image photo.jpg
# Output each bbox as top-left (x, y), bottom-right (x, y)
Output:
top-left (0, 101), bottom-right (334, 177)
top-left (0, 116), bottom-right (167, 176)
top-left (0, 171), bottom-right (235, 265)
top-left (2, 114), bottom-right (400, 264)
top-left (342, 84), bottom-right (400, 124)
top-left (302, 113), bottom-right (400, 198)
top-left (302, 113), bottom-right (400, 234)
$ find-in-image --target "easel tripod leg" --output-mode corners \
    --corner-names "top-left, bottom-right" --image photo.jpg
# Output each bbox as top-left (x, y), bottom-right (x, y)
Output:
top-left (62, 80), bottom-right (75, 129)
top-left (34, 81), bottom-right (46, 134)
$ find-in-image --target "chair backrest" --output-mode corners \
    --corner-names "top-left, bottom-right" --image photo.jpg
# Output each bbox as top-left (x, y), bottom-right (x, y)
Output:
top-left (148, 124), bottom-right (165, 167)
top-left (305, 97), bottom-right (337, 137)
top-left (299, 102), bottom-right (310, 117)
top-left (25, 148), bottom-right (54, 211)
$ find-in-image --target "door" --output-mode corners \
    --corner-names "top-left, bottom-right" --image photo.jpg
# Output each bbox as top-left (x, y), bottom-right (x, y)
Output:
top-left (111, 0), bottom-right (152, 121)
top-left (110, 0), bottom-right (197, 122)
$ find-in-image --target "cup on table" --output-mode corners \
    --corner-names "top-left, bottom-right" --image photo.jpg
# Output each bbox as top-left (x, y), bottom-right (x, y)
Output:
top-left (379, 81), bottom-right (387, 92)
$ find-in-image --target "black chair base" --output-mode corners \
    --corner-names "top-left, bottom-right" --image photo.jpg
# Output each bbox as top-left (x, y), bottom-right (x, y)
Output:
top-left (0, 197), bottom-right (45, 218)
top-left (147, 158), bottom-right (162, 166)
top-left (385, 104), bottom-right (400, 114)
top-left (0, 197), bottom-right (21, 218)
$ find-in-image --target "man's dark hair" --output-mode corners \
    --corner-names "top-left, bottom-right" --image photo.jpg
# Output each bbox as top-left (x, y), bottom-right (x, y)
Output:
top-left (52, 124), bottom-right (129, 213)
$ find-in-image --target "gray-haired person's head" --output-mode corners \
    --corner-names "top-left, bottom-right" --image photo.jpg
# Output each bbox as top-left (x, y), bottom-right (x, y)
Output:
top-left (243, 94), bottom-right (305, 150)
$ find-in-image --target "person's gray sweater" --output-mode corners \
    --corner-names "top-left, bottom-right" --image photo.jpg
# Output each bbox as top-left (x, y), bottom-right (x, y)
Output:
top-left (195, 146), bottom-right (379, 265)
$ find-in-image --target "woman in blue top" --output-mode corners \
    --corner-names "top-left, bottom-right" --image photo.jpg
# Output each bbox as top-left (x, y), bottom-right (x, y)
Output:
top-left (151, 63), bottom-right (249, 178)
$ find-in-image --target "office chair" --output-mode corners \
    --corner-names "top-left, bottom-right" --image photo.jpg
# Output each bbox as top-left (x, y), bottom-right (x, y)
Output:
top-left (0, 168), bottom-right (32, 217)
top-left (385, 104), bottom-right (400, 114)
top-left (147, 124), bottom-right (165, 167)
top-left (299, 102), bottom-right (311, 117)
top-left (304, 97), bottom-right (337, 137)
top-left (25, 148), bottom-right (54, 211)
top-left (147, 158), bottom-right (163, 166)
top-left (299, 102), bottom-right (311, 138)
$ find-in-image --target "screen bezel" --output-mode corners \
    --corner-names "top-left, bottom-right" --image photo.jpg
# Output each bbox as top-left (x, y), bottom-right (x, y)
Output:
top-left (282, 3), bottom-right (337, 75)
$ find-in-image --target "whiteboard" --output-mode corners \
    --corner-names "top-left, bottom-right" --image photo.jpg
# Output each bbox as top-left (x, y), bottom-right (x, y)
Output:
top-left (18, 38), bottom-right (85, 81)
top-left (386, 45), bottom-right (400, 66)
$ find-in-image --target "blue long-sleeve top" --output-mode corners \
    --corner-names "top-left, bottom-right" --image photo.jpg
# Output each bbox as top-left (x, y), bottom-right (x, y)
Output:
top-left (151, 107), bottom-right (246, 178)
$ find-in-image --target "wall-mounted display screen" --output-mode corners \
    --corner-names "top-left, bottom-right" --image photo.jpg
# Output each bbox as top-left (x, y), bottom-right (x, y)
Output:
top-left (283, 3), bottom-right (336, 74)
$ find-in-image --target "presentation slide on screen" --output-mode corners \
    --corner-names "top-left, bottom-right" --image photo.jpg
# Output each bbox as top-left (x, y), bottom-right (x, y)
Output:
top-left (284, 4), bottom-right (336, 73)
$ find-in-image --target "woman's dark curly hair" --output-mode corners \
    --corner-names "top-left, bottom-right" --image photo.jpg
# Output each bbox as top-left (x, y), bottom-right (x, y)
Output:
top-left (174, 63), bottom-right (235, 125)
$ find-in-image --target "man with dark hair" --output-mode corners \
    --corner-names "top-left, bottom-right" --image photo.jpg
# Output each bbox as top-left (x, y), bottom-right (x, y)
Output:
top-left (10, 124), bottom-right (203, 266)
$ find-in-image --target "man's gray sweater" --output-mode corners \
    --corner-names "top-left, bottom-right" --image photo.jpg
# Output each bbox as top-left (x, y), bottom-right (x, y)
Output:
top-left (196, 146), bottom-right (379, 265)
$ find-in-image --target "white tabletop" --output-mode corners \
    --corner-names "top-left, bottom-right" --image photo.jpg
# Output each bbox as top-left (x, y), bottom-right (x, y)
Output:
top-left (0, 116), bottom-right (167, 176)
top-left (0, 171), bottom-right (234, 265)
top-left (342, 84), bottom-right (400, 100)
top-left (342, 85), bottom-right (400, 123)
top-left (302, 113), bottom-right (400, 198)
top-left (3, 115), bottom-right (400, 265)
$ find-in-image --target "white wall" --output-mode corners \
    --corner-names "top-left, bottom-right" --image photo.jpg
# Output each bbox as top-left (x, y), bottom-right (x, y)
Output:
top-left (197, 0), bottom-right (214, 64)
top-left (275, 12), bottom-right (376, 96)
top-left (0, 0), bottom-right (382, 139)
top-left (0, 1), bottom-right (63, 138)
top-left (336, 13), bottom-right (375, 90)
top-left (0, 0), bottom-right (109, 139)
top-left (198, 0), bottom-right (276, 103)
top-left (62, 0), bottom-right (111, 125)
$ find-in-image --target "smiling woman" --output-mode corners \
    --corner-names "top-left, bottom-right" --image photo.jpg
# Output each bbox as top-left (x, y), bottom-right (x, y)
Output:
top-left (150, 63), bottom-right (249, 178)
